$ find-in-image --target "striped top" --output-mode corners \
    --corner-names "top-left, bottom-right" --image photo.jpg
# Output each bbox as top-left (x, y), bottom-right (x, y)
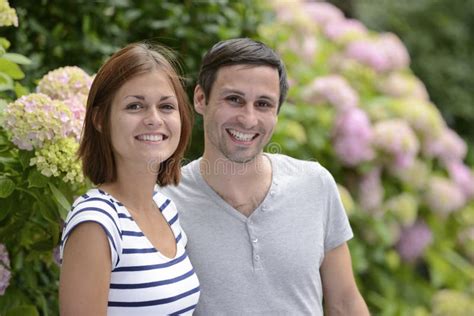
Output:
top-left (60, 188), bottom-right (200, 315)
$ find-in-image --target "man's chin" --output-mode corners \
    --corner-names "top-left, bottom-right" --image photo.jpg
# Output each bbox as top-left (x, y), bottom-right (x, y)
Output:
top-left (223, 151), bottom-right (261, 164)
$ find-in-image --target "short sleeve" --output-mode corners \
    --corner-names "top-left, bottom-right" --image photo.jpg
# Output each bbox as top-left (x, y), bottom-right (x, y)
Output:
top-left (173, 201), bottom-right (188, 248)
top-left (60, 196), bottom-right (123, 268)
top-left (154, 191), bottom-right (188, 248)
top-left (321, 168), bottom-right (354, 252)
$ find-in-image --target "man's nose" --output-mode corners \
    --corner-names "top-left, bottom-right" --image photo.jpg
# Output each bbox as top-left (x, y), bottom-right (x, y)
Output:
top-left (236, 104), bottom-right (258, 128)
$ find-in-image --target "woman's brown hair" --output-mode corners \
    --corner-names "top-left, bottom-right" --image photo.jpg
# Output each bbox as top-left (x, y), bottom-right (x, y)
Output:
top-left (79, 42), bottom-right (193, 186)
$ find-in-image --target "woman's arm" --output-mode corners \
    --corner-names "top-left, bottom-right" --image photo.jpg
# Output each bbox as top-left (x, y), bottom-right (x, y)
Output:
top-left (59, 222), bottom-right (112, 316)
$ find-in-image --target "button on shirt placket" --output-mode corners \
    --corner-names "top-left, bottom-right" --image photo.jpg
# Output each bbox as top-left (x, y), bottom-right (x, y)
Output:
top-left (248, 182), bottom-right (276, 271)
top-left (247, 219), bottom-right (263, 270)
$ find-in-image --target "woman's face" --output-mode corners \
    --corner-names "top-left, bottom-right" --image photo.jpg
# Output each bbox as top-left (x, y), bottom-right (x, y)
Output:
top-left (108, 70), bottom-right (181, 173)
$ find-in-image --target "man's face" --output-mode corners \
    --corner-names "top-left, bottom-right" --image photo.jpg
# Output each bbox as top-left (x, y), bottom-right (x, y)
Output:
top-left (195, 64), bottom-right (280, 163)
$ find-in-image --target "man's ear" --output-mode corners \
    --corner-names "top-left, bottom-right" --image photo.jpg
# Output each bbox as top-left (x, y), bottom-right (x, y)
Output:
top-left (194, 85), bottom-right (206, 115)
top-left (92, 107), bottom-right (102, 132)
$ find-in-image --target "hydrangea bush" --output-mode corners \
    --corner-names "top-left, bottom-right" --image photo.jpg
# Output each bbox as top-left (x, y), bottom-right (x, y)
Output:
top-left (0, 3), bottom-right (89, 314)
top-left (262, 1), bottom-right (474, 315)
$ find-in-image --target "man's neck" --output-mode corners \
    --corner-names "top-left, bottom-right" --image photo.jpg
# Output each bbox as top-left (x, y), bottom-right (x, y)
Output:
top-left (199, 153), bottom-right (273, 217)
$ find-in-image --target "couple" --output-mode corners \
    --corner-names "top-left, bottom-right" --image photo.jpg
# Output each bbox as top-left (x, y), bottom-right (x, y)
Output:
top-left (59, 38), bottom-right (370, 315)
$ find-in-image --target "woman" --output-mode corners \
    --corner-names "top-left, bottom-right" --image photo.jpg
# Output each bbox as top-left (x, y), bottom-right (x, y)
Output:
top-left (59, 42), bottom-right (200, 315)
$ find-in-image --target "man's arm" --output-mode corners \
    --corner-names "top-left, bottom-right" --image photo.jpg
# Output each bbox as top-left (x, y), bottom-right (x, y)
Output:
top-left (320, 242), bottom-right (370, 315)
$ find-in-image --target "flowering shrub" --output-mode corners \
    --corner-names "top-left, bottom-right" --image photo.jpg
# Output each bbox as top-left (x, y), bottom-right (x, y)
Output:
top-left (263, 1), bottom-right (474, 314)
top-left (0, 3), bottom-right (90, 314)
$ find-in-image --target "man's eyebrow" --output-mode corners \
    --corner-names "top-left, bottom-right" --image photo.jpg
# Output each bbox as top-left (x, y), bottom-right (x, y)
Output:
top-left (219, 89), bottom-right (277, 102)
top-left (219, 89), bottom-right (245, 96)
top-left (258, 95), bottom-right (277, 103)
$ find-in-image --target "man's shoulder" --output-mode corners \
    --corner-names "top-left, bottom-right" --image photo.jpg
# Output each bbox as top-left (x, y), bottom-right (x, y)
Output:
top-left (268, 153), bottom-right (325, 177)
top-left (160, 158), bottom-right (201, 197)
top-left (180, 158), bottom-right (200, 176)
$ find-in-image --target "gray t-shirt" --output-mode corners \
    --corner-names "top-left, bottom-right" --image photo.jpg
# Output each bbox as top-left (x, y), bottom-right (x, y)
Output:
top-left (161, 154), bottom-right (353, 315)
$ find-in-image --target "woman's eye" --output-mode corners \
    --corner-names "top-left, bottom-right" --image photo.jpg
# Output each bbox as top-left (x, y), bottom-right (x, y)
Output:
top-left (126, 103), bottom-right (143, 110)
top-left (160, 103), bottom-right (176, 111)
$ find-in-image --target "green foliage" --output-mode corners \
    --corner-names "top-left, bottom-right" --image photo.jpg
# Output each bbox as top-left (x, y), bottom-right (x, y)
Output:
top-left (348, 0), bottom-right (474, 145)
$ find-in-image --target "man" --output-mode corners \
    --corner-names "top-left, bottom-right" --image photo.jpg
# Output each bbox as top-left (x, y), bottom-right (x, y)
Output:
top-left (161, 38), bottom-right (370, 315)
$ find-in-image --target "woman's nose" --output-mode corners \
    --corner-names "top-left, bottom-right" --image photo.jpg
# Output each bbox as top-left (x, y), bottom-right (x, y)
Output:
top-left (143, 108), bottom-right (163, 127)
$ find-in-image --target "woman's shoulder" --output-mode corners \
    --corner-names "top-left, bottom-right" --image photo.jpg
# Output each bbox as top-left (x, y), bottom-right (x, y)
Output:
top-left (66, 188), bottom-right (123, 226)
top-left (73, 188), bottom-right (119, 211)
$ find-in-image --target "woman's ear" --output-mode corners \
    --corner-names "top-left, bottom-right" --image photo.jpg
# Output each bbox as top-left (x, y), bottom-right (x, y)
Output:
top-left (92, 107), bottom-right (102, 132)
top-left (194, 85), bottom-right (207, 115)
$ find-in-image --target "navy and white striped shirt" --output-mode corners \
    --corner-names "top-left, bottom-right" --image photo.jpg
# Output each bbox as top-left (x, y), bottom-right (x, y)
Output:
top-left (60, 188), bottom-right (200, 315)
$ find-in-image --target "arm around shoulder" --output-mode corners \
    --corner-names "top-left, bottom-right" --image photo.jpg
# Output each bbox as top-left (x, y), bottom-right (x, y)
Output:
top-left (59, 222), bottom-right (112, 316)
top-left (320, 242), bottom-right (370, 316)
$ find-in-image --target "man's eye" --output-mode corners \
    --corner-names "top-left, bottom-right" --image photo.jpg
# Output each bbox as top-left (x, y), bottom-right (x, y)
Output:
top-left (227, 96), bottom-right (243, 104)
top-left (257, 101), bottom-right (273, 108)
top-left (126, 103), bottom-right (143, 110)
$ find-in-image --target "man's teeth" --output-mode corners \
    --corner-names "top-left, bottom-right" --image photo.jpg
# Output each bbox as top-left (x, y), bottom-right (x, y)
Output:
top-left (137, 134), bottom-right (164, 141)
top-left (228, 129), bottom-right (255, 142)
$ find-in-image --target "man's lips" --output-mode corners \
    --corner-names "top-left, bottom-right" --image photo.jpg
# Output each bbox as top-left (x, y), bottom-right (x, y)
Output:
top-left (226, 128), bottom-right (259, 142)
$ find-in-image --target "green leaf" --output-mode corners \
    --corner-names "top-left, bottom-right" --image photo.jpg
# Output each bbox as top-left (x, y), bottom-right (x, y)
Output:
top-left (2, 53), bottom-right (32, 65)
top-left (0, 177), bottom-right (15, 198)
top-left (6, 305), bottom-right (40, 316)
top-left (48, 183), bottom-right (71, 218)
top-left (18, 150), bottom-right (34, 169)
top-left (0, 72), bottom-right (14, 91)
top-left (0, 37), bottom-right (10, 50)
top-left (0, 58), bottom-right (24, 80)
top-left (28, 170), bottom-right (48, 188)
top-left (31, 237), bottom-right (55, 251)
top-left (0, 196), bottom-right (13, 222)
top-left (14, 82), bottom-right (29, 97)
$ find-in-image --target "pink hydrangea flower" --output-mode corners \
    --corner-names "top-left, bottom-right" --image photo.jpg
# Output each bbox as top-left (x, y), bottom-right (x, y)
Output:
top-left (345, 39), bottom-right (391, 72)
top-left (378, 33), bottom-right (410, 70)
top-left (63, 94), bottom-right (87, 140)
top-left (37, 66), bottom-right (93, 101)
top-left (425, 176), bottom-right (466, 216)
top-left (373, 119), bottom-right (419, 169)
top-left (345, 33), bottom-right (410, 72)
top-left (423, 128), bottom-right (467, 163)
top-left (285, 35), bottom-right (319, 63)
top-left (390, 98), bottom-right (445, 139)
top-left (357, 167), bottom-right (384, 213)
top-left (0, 244), bottom-right (11, 295)
top-left (4, 93), bottom-right (75, 150)
top-left (378, 72), bottom-right (429, 100)
top-left (271, 0), bottom-right (315, 33)
top-left (303, 1), bottom-right (344, 27)
top-left (396, 221), bottom-right (433, 263)
top-left (332, 108), bottom-right (374, 166)
top-left (445, 160), bottom-right (474, 199)
top-left (302, 75), bottom-right (359, 111)
top-left (324, 19), bottom-right (367, 42)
